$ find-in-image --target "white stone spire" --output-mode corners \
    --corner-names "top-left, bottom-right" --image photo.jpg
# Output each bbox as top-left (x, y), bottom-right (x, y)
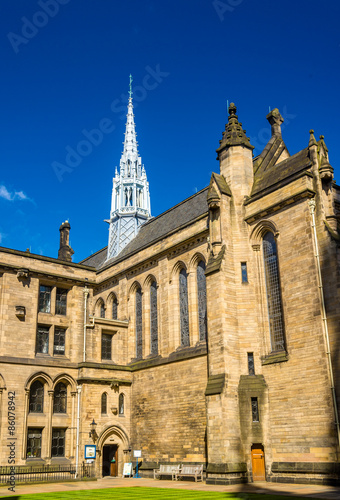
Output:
top-left (107, 75), bottom-right (151, 260)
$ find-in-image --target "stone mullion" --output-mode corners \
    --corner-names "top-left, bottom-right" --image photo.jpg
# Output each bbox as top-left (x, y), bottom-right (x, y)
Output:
top-left (46, 390), bottom-right (54, 458)
top-left (21, 389), bottom-right (29, 459)
top-left (70, 391), bottom-right (77, 459)
top-left (0, 388), bottom-right (4, 443)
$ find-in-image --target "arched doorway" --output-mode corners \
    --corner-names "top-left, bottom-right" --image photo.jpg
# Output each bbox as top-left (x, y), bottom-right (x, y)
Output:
top-left (102, 444), bottom-right (118, 477)
top-left (97, 424), bottom-right (129, 478)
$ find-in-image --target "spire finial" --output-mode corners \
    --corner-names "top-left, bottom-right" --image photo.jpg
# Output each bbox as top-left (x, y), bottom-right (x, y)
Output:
top-left (129, 74), bottom-right (133, 99)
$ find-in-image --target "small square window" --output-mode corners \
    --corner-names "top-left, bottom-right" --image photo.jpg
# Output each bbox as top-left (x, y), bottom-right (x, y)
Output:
top-left (39, 285), bottom-right (52, 313)
top-left (51, 428), bottom-right (65, 457)
top-left (251, 397), bottom-right (259, 422)
top-left (36, 326), bottom-right (49, 354)
top-left (241, 262), bottom-right (248, 283)
top-left (56, 288), bottom-right (67, 315)
top-left (101, 334), bottom-right (112, 360)
top-left (54, 328), bottom-right (66, 355)
top-left (248, 352), bottom-right (255, 375)
top-left (27, 428), bottom-right (42, 458)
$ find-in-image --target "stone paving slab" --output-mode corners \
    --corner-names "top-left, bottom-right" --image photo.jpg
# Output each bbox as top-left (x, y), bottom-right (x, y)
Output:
top-left (0, 477), bottom-right (340, 499)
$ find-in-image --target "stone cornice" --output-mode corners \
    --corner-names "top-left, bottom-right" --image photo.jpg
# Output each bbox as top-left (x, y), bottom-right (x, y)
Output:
top-left (0, 262), bottom-right (96, 286)
top-left (0, 246), bottom-right (95, 270)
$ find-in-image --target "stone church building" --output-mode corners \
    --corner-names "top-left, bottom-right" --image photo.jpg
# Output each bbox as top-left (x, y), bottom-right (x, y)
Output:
top-left (0, 88), bottom-right (339, 485)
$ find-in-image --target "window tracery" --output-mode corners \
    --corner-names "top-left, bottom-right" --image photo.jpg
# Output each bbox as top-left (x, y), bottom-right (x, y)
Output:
top-left (263, 231), bottom-right (285, 352)
top-left (197, 261), bottom-right (207, 341)
top-left (150, 281), bottom-right (158, 355)
top-left (136, 286), bottom-right (143, 358)
top-left (179, 269), bottom-right (190, 347)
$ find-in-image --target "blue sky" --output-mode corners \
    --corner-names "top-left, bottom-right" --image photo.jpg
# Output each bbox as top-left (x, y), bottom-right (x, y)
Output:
top-left (0, 0), bottom-right (339, 261)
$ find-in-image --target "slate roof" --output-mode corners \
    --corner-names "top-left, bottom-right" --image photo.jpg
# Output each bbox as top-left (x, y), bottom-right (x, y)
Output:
top-left (80, 187), bottom-right (209, 270)
top-left (251, 147), bottom-right (312, 198)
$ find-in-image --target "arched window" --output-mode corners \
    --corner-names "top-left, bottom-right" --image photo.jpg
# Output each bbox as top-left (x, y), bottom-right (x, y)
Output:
top-left (100, 301), bottom-right (105, 318)
top-left (53, 382), bottom-right (67, 413)
top-left (179, 268), bottom-right (189, 347)
top-left (119, 393), bottom-right (124, 415)
top-left (112, 296), bottom-right (118, 320)
top-left (101, 392), bottom-right (107, 414)
top-left (136, 286), bottom-right (143, 358)
top-left (29, 380), bottom-right (44, 413)
top-left (263, 232), bottom-right (285, 351)
top-left (150, 281), bottom-right (158, 355)
top-left (197, 261), bottom-right (207, 341)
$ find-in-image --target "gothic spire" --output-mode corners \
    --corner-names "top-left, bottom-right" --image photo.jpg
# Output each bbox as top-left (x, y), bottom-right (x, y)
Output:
top-left (106, 76), bottom-right (152, 261)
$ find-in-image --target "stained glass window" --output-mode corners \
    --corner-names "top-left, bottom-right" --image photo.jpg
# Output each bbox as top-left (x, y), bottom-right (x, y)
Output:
top-left (101, 334), bottom-right (112, 360)
top-left (179, 269), bottom-right (189, 347)
top-left (150, 281), bottom-right (158, 355)
top-left (54, 328), bottom-right (65, 355)
top-left (51, 428), bottom-right (65, 457)
top-left (39, 285), bottom-right (51, 313)
top-left (112, 296), bottom-right (118, 320)
top-left (136, 286), bottom-right (143, 358)
top-left (241, 262), bottom-right (248, 283)
top-left (197, 261), bottom-right (207, 341)
top-left (251, 397), bottom-right (259, 422)
top-left (29, 381), bottom-right (44, 413)
top-left (263, 232), bottom-right (285, 352)
top-left (248, 352), bottom-right (255, 375)
top-left (56, 288), bottom-right (67, 315)
top-left (27, 428), bottom-right (42, 458)
top-left (53, 382), bottom-right (67, 413)
top-left (36, 326), bottom-right (49, 354)
top-left (101, 393), bottom-right (107, 414)
top-left (100, 302), bottom-right (105, 318)
top-left (119, 393), bottom-right (124, 415)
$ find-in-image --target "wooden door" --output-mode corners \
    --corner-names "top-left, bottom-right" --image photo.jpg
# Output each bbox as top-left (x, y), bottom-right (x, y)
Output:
top-left (102, 445), bottom-right (118, 477)
top-left (110, 446), bottom-right (118, 476)
top-left (251, 444), bottom-right (265, 481)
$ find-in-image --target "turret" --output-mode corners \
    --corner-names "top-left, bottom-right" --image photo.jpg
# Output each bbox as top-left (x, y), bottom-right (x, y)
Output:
top-left (216, 103), bottom-right (254, 201)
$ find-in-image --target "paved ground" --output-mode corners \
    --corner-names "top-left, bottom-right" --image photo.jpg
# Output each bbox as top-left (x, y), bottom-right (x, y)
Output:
top-left (0, 476), bottom-right (340, 499)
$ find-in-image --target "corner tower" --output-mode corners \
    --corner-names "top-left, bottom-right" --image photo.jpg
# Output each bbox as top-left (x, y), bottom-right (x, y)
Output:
top-left (107, 75), bottom-right (151, 260)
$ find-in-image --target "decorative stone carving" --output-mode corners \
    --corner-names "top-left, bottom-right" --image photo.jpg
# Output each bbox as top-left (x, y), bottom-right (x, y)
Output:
top-left (17, 268), bottom-right (29, 280)
top-left (15, 305), bottom-right (26, 319)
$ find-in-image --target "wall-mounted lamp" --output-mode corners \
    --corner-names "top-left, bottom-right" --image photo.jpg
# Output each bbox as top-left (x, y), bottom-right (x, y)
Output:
top-left (89, 419), bottom-right (98, 443)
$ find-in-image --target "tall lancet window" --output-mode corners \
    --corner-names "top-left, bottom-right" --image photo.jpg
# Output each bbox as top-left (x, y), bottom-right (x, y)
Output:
top-left (112, 296), bottom-right (118, 320)
top-left (197, 261), bottom-right (207, 341)
top-left (179, 268), bottom-right (190, 347)
top-left (263, 232), bottom-right (285, 352)
top-left (136, 286), bottom-right (143, 359)
top-left (150, 281), bottom-right (158, 355)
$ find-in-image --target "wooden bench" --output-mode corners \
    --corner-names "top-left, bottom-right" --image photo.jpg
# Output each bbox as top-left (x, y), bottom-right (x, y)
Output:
top-left (175, 464), bottom-right (203, 482)
top-left (153, 463), bottom-right (180, 480)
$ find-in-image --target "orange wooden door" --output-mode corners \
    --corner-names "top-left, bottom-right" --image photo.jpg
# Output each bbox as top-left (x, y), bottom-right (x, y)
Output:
top-left (110, 446), bottom-right (118, 476)
top-left (251, 445), bottom-right (265, 481)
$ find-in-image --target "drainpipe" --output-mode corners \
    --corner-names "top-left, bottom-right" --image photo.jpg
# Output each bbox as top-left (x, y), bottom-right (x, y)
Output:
top-left (83, 286), bottom-right (89, 363)
top-left (75, 385), bottom-right (82, 478)
top-left (308, 199), bottom-right (340, 448)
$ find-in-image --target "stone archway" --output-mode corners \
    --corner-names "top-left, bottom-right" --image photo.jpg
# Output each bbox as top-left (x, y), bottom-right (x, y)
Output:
top-left (97, 425), bottom-right (130, 478)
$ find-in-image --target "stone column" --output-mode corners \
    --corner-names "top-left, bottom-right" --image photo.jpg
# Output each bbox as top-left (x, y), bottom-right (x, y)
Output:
top-left (70, 391), bottom-right (77, 460)
top-left (46, 390), bottom-right (54, 458)
top-left (21, 389), bottom-right (30, 460)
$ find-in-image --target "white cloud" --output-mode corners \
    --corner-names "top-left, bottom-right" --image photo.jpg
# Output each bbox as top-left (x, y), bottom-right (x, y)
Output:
top-left (0, 185), bottom-right (29, 202)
